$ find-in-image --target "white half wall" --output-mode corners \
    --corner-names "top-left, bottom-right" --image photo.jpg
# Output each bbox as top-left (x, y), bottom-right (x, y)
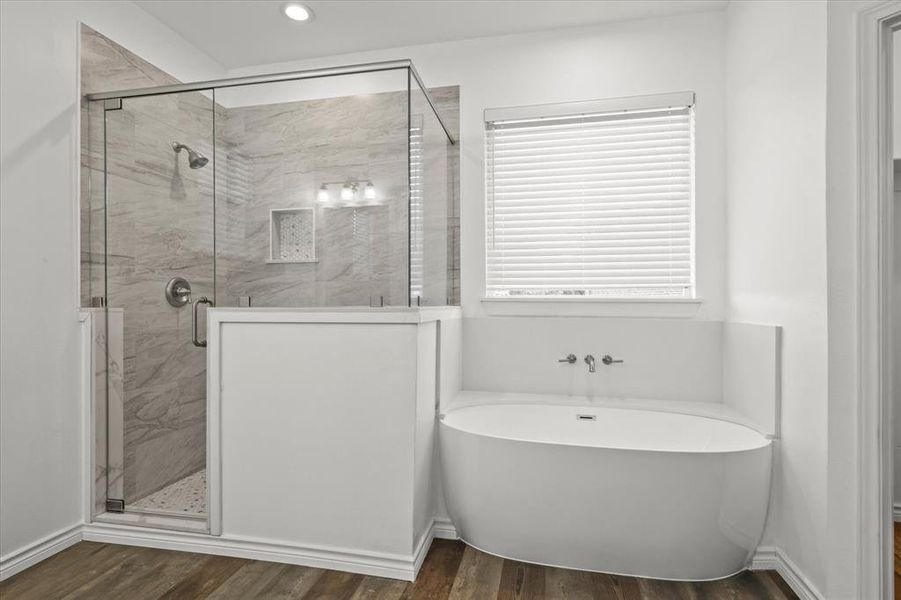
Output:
top-left (725, 1), bottom-right (828, 596)
top-left (218, 321), bottom-right (419, 555)
top-left (722, 322), bottom-right (781, 438)
top-left (0, 0), bottom-right (223, 565)
top-left (226, 10), bottom-right (729, 320)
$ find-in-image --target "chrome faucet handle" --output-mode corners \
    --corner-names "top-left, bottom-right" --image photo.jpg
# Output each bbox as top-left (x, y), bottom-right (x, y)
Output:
top-left (558, 354), bottom-right (577, 364)
top-left (601, 354), bottom-right (623, 365)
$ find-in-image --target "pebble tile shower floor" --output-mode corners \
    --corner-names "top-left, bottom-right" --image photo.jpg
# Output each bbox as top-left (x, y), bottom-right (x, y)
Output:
top-left (130, 469), bottom-right (206, 515)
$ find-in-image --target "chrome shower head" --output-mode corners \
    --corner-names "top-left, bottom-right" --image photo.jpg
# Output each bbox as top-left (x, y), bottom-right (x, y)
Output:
top-left (171, 141), bottom-right (209, 169)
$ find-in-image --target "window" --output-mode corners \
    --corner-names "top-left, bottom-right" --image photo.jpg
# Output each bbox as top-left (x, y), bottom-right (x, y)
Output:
top-left (409, 121), bottom-right (424, 302)
top-left (485, 92), bottom-right (695, 299)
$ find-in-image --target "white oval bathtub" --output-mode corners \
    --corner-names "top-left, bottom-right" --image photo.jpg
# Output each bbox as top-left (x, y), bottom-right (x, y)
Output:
top-left (439, 402), bottom-right (772, 581)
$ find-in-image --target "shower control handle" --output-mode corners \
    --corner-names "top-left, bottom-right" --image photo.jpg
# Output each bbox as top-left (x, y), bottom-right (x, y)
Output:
top-left (165, 277), bottom-right (192, 307)
top-left (192, 296), bottom-right (213, 348)
top-left (558, 354), bottom-right (577, 364)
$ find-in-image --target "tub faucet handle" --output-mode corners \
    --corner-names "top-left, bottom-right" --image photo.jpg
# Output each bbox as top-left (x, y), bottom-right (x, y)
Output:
top-left (601, 354), bottom-right (624, 365)
top-left (558, 354), bottom-right (577, 364)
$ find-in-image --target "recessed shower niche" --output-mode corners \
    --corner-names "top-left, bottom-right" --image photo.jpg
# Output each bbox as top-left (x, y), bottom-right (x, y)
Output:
top-left (269, 208), bottom-right (316, 263)
top-left (79, 25), bottom-right (460, 531)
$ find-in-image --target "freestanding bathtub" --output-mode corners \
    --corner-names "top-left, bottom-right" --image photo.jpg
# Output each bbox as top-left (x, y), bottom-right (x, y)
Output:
top-left (439, 399), bottom-right (772, 581)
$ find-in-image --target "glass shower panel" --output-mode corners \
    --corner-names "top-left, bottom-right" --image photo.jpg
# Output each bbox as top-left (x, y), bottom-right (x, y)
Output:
top-left (103, 89), bottom-right (214, 518)
top-left (409, 77), bottom-right (451, 306)
top-left (214, 69), bottom-right (410, 308)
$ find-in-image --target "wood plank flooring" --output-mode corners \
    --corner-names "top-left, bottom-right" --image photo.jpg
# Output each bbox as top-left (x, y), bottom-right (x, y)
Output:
top-left (879, 521), bottom-right (901, 600)
top-left (0, 539), bottom-right (798, 599)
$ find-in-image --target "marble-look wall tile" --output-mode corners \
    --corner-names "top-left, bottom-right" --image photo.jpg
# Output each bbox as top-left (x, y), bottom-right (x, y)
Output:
top-left (89, 307), bottom-right (124, 512)
top-left (430, 87), bottom-right (461, 305)
top-left (82, 25), bottom-right (209, 507)
top-left (106, 309), bottom-right (125, 502)
top-left (89, 309), bottom-right (119, 515)
top-left (126, 421), bottom-right (206, 503)
top-left (221, 90), bottom-right (420, 308)
top-left (82, 23), bottom-right (460, 512)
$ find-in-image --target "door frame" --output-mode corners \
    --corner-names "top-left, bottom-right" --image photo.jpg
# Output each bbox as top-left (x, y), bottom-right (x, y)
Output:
top-left (858, 3), bottom-right (901, 598)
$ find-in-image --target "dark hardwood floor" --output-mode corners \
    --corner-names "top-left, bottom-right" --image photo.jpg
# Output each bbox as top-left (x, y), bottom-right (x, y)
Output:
top-left (0, 539), bottom-right (798, 599)
top-left (880, 521), bottom-right (901, 600)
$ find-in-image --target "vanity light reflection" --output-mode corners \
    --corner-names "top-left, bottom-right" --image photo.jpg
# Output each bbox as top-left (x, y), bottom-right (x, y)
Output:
top-left (317, 180), bottom-right (379, 207)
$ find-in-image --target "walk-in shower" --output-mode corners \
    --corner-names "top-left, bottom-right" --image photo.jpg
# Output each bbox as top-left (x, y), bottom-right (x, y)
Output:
top-left (80, 25), bottom-right (458, 529)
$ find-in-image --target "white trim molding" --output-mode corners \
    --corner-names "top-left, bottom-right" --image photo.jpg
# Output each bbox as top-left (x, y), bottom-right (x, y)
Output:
top-left (431, 517), bottom-right (458, 540)
top-left (82, 519), bottom-right (455, 581)
top-left (1, 518), bottom-right (459, 583)
top-left (0, 523), bottom-right (83, 581)
top-left (484, 91), bottom-right (696, 123)
top-left (480, 297), bottom-right (702, 318)
top-left (751, 546), bottom-right (824, 600)
top-left (855, 4), bottom-right (901, 599)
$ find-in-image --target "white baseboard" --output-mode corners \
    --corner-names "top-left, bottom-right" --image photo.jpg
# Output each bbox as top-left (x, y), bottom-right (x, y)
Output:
top-left (0, 523), bottom-right (83, 581)
top-left (0, 521), bottom-right (822, 598)
top-left (1, 519), bottom-right (459, 583)
top-left (750, 546), bottom-right (823, 600)
top-left (431, 517), bottom-right (458, 540)
top-left (82, 519), bottom-right (462, 582)
top-left (412, 518), bottom-right (457, 577)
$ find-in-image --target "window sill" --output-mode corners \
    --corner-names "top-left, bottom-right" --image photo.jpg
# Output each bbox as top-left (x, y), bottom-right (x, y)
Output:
top-left (480, 297), bottom-right (702, 318)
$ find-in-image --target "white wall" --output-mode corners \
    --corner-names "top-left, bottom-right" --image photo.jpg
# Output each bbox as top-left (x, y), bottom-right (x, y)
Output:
top-left (226, 11), bottom-right (728, 320)
top-left (0, 0), bottom-right (223, 561)
top-left (724, 0), bottom-right (828, 595)
top-left (462, 318), bottom-right (723, 402)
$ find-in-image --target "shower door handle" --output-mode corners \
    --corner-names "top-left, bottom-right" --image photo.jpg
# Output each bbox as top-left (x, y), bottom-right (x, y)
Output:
top-left (192, 297), bottom-right (213, 348)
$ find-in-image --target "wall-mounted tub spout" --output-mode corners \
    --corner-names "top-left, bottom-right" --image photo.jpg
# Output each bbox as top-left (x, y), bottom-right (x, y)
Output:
top-left (584, 354), bottom-right (596, 373)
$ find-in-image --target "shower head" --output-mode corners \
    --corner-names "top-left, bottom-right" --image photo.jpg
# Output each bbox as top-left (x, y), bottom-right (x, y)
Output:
top-left (171, 141), bottom-right (209, 169)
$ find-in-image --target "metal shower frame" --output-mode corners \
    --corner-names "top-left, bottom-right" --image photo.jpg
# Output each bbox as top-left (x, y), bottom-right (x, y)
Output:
top-left (86, 59), bottom-right (456, 145)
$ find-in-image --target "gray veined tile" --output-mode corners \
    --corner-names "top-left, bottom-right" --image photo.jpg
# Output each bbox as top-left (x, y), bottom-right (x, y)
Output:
top-left (83, 23), bottom-right (460, 504)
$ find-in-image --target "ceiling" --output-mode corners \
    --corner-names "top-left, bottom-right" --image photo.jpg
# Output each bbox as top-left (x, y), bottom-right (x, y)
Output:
top-left (134, 0), bottom-right (728, 70)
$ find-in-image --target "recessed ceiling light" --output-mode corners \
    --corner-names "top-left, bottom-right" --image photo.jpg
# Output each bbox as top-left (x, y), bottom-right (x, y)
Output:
top-left (282, 3), bottom-right (313, 22)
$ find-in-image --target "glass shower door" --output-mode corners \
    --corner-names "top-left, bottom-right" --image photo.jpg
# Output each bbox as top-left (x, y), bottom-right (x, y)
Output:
top-left (102, 89), bottom-right (215, 520)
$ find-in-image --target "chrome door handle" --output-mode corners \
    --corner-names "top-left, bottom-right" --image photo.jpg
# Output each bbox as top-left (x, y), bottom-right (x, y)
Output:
top-left (192, 296), bottom-right (213, 347)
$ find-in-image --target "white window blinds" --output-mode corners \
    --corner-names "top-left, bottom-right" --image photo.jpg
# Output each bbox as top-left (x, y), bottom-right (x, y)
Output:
top-left (409, 123), bottom-right (424, 301)
top-left (485, 94), bottom-right (695, 298)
